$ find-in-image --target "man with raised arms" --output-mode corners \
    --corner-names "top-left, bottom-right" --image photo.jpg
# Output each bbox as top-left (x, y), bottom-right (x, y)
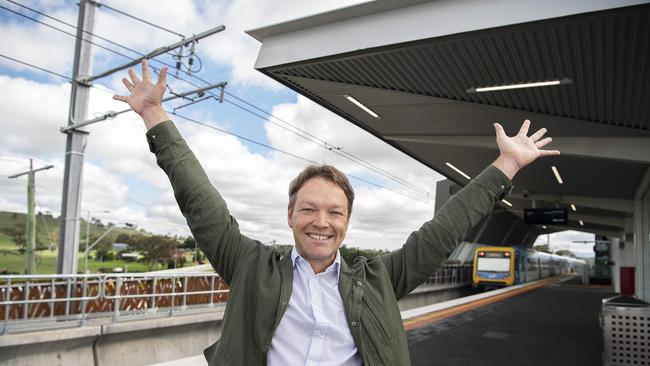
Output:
top-left (114, 60), bottom-right (559, 366)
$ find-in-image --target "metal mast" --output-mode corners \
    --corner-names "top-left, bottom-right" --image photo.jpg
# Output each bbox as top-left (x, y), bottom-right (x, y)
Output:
top-left (57, 0), bottom-right (96, 274)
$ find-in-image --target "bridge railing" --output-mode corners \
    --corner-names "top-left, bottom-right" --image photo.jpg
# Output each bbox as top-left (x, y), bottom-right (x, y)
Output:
top-left (0, 264), bottom-right (472, 334)
top-left (0, 273), bottom-right (229, 335)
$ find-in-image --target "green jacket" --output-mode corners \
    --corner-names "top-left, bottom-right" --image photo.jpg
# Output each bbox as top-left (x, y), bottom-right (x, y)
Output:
top-left (147, 121), bottom-right (512, 366)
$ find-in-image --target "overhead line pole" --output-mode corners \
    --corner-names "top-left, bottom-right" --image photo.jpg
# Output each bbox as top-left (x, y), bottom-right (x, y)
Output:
top-left (57, 2), bottom-right (226, 274)
top-left (58, 0), bottom-right (96, 274)
top-left (9, 160), bottom-right (54, 274)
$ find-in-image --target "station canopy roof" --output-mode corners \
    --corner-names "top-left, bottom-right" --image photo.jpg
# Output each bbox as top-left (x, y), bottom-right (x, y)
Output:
top-left (248, 0), bottom-right (650, 238)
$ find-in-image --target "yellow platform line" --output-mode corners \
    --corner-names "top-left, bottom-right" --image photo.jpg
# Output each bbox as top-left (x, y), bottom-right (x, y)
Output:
top-left (403, 276), bottom-right (565, 331)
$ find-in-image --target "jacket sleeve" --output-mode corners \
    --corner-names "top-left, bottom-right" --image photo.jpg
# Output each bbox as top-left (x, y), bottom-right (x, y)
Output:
top-left (379, 165), bottom-right (512, 299)
top-left (146, 120), bottom-right (257, 285)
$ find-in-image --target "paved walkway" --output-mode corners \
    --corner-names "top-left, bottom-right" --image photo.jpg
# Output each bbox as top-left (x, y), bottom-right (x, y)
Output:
top-left (408, 280), bottom-right (615, 366)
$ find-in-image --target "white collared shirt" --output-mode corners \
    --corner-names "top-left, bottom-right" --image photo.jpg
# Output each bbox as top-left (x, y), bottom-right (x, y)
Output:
top-left (267, 248), bottom-right (362, 366)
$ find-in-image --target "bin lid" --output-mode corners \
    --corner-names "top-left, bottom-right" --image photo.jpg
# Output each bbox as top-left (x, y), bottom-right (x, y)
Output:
top-left (602, 295), bottom-right (650, 307)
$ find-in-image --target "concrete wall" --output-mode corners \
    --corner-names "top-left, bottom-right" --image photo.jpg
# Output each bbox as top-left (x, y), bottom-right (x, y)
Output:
top-left (0, 308), bottom-right (224, 366)
top-left (0, 285), bottom-right (469, 366)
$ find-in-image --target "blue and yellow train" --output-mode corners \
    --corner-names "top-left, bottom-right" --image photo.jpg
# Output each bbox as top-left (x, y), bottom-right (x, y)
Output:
top-left (472, 246), bottom-right (586, 288)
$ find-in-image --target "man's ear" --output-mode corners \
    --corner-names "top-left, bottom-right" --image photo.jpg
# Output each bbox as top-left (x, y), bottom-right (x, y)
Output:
top-left (287, 206), bottom-right (293, 228)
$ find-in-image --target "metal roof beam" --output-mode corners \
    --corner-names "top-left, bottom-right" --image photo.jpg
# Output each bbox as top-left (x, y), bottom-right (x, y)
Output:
top-left (386, 135), bottom-right (650, 164)
top-left (248, 0), bottom-right (646, 69)
top-left (507, 193), bottom-right (633, 214)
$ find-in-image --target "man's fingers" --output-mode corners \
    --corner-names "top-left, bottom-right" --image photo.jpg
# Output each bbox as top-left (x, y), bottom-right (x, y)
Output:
top-left (517, 119), bottom-right (530, 136)
top-left (113, 94), bottom-right (127, 102)
top-left (122, 77), bottom-right (134, 91)
top-left (141, 59), bottom-right (151, 82)
top-left (530, 128), bottom-right (547, 142)
top-left (128, 67), bottom-right (141, 85)
top-left (156, 66), bottom-right (168, 88)
top-left (493, 122), bottom-right (506, 139)
top-left (535, 137), bottom-right (553, 148)
top-left (539, 149), bottom-right (561, 157)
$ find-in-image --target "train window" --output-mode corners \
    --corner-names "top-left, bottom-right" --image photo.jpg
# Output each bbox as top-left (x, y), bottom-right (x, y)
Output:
top-left (477, 257), bottom-right (511, 272)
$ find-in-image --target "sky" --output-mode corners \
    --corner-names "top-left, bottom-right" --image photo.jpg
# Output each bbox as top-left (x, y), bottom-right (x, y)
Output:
top-left (0, 0), bottom-right (594, 256)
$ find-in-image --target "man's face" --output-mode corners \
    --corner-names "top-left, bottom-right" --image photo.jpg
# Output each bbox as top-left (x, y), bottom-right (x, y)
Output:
top-left (288, 177), bottom-right (350, 273)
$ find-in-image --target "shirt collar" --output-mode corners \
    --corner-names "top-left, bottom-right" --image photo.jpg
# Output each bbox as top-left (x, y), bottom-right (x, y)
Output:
top-left (290, 247), bottom-right (341, 281)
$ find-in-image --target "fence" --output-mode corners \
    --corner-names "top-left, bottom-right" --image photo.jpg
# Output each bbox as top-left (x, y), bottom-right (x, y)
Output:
top-left (0, 264), bottom-right (472, 334)
top-left (420, 264), bottom-right (473, 289)
top-left (0, 273), bottom-right (229, 334)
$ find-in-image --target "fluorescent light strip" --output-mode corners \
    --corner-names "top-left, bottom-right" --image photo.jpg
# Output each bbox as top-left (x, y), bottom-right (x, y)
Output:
top-left (445, 162), bottom-right (471, 180)
top-left (344, 95), bottom-right (379, 118)
top-left (501, 199), bottom-right (512, 207)
top-left (467, 78), bottom-right (571, 93)
top-left (579, 220), bottom-right (584, 226)
top-left (570, 204), bottom-right (576, 212)
top-left (551, 166), bottom-right (563, 184)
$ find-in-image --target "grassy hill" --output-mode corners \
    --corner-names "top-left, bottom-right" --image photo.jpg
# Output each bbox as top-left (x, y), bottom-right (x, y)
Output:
top-left (0, 211), bottom-right (167, 274)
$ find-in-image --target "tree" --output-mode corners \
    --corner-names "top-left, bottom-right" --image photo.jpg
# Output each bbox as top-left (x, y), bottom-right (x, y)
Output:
top-left (115, 233), bottom-right (131, 244)
top-left (533, 244), bottom-right (552, 253)
top-left (86, 233), bottom-right (115, 262)
top-left (180, 236), bottom-right (196, 249)
top-left (2, 224), bottom-right (44, 252)
top-left (134, 235), bottom-right (178, 270)
top-left (339, 245), bottom-right (389, 265)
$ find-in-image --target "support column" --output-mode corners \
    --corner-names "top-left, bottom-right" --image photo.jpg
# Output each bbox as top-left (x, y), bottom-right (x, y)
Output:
top-left (634, 168), bottom-right (650, 301)
top-left (26, 161), bottom-right (35, 274)
top-left (57, 0), bottom-right (96, 274)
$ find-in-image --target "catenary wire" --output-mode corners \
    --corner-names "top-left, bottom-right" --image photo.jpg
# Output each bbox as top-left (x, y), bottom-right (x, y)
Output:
top-left (89, 0), bottom-right (184, 38)
top-left (1, 4), bottom-right (434, 202)
top-left (0, 53), bottom-right (72, 81)
top-left (170, 111), bottom-right (429, 204)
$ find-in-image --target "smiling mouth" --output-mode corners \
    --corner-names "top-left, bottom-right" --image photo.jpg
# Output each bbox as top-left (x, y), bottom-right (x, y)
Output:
top-left (307, 233), bottom-right (332, 241)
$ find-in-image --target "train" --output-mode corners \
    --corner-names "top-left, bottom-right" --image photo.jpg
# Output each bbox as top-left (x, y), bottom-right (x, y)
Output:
top-left (472, 246), bottom-right (587, 288)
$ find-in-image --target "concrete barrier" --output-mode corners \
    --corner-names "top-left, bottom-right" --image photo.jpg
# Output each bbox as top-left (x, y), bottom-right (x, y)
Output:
top-left (0, 286), bottom-right (467, 366)
top-left (0, 307), bottom-right (224, 366)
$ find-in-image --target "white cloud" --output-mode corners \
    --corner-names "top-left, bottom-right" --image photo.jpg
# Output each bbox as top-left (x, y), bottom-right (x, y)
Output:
top-left (3, 0), bottom-right (574, 259)
top-left (534, 230), bottom-right (595, 258)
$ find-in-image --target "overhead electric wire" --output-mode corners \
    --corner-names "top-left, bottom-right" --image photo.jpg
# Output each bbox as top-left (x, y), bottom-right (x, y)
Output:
top-left (2, 2), bottom-right (434, 203)
top-left (169, 110), bottom-right (318, 165)
top-left (170, 111), bottom-right (429, 204)
top-left (0, 53), bottom-right (116, 97)
top-left (88, 0), bottom-right (184, 38)
top-left (6, 0), bottom-right (148, 59)
top-left (0, 53), bottom-right (72, 81)
top-left (219, 95), bottom-right (433, 198)
top-left (0, 5), bottom-right (135, 62)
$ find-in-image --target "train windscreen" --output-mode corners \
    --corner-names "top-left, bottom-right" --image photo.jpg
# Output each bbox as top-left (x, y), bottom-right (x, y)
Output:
top-left (477, 252), bottom-right (511, 272)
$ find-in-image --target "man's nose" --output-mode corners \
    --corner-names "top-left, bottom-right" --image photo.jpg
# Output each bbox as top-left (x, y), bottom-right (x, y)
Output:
top-left (313, 211), bottom-right (329, 227)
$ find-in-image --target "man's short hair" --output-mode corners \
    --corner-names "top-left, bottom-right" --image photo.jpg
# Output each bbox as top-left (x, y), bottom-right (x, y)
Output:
top-left (288, 165), bottom-right (355, 217)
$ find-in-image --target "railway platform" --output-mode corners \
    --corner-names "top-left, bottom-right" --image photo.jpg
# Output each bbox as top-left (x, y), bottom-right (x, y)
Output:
top-left (406, 276), bottom-right (615, 366)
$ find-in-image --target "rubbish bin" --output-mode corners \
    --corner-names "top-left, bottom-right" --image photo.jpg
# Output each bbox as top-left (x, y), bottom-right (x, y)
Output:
top-left (601, 295), bottom-right (650, 365)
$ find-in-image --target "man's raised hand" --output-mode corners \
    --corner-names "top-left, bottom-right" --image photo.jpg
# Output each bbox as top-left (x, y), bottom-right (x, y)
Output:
top-left (113, 59), bottom-right (169, 130)
top-left (491, 119), bottom-right (560, 180)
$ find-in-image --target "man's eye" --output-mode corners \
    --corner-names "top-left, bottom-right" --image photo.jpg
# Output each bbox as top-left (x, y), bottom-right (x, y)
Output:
top-left (301, 208), bottom-right (314, 212)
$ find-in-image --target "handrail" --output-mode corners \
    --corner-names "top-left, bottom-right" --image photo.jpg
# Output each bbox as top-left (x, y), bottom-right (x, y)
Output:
top-left (0, 265), bottom-right (471, 335)
top-left (0, 272), bottom-right (229, 335)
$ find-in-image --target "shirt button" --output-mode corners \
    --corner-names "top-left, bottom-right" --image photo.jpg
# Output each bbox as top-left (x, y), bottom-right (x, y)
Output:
top-left (356, 281), bottom-right (363, 286)
top-left (351, 321), bottom-right (358, 327)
